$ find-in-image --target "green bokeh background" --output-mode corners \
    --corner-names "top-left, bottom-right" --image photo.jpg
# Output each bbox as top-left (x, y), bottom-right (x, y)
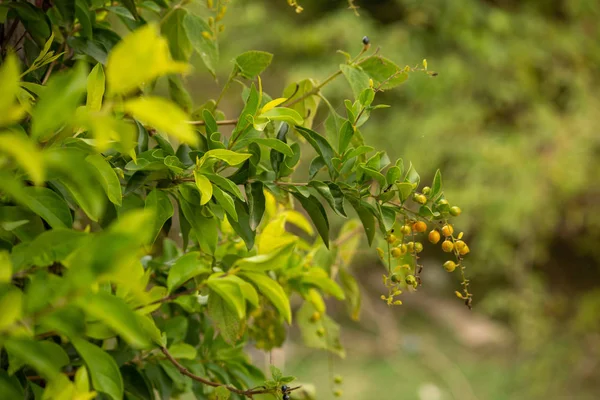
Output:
top-left (180, 0), bottom-right (600, 399)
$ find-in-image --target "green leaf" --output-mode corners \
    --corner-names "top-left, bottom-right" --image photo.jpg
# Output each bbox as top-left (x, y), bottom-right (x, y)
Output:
top-left (178, 197), bottom-right (218, 254)
top-left (212, 186), bottom-right (237, 221)
top-left (207, 274), bottom-right (246, 319)
top-left (0, 53), bottom-right (24, 127)
top-left (348, 198), bottom-right (375, 246)
top-left (215, 386), bottom-right (231, 400)
top-left (144, 189), bottom-right (174, 243)
top-left (0, 179), bottom-right (72, 229)
top-left (86, 63), bottom-right (105, 112)
top-left (184, 13), bottom-right (218, 77)
top-left (246, 181), bottom-right (265, 230)
top-left (0, 370), bottom-right (23, 399)
top-left (168, 75), bottom-right (193, 113)
top-left (238, 138), bottom-right (294, 157)
top-left (396, 182), bottom-right (414, 202)
top-left (197, 149), bottom-right (252, 167)
top-left (386, 166), bottom-right (401, 185)
top-left (76, 292), bottom-right (151, 348)
top-left (240, 272), bottom-right (291, 324)
top-left (308, 181), bottom-right (347, 217)
top-left (193, 171), bottom-right (213, 205)
top-left (404, 162), bottom-right (420, 187)
top-left (227, 199), bottom-right (256, 250)
top-left (232, 84), bottom-right (260, 139)
top-left (283, 79), bottom-right (321, 128)
top-left (168, 343), bottom-right (197, 360)
top-left (297, 301), bottom-right (345, 357)
top-left (302, 268), bottom-right (345, 300)
top-left (161, 8), bottom-right (192, 61)
top-left (227, 275), bottom-right (259, 307)
top-left (167, 252), bottom-right (211, 293)
top-left (292, 193), bottom-right (330, 247)
top-left (431, 169), bottom-right (442, 199)
top-left (235, 51), bottom-right (273, 79)
top-left (11, 229), bottom-right (87, 271)
top-left (339, 268), bottom-right (361, 321)
top-left (205, 173), bottom-right (244, 201)
top-left (5, 338), bottom-right (69, 379)
top-left (72, 338), bottom-right (124, 400)
top-left (124, 96), bottom-right (197, 145)
top-left (234, 241), bottom-right (296, 272)
top-left (340, 64), bottom-right (370, 99)
top-left (106, 24), bottom-right (188, 95)
top-left (0, 132), bottom-right (45, 185)
top-left (75, 0), bottom-right (92, 38)
top-left (338, 120), bottom-right (354, 154)
top-left (255, 107), bottom-right (304, 130)
top-left (359, 56), bottom-right (408, 90)
top-left (0, 287), bottom-right (22, 331)
top-left (207, 293), bottom-right (243, 344)
top-left (295, 126), bottom-right (336, 176)
top-left (86, 154), bottom-right (122, 206)
top-left (31, 62), bottom-right (87, 140)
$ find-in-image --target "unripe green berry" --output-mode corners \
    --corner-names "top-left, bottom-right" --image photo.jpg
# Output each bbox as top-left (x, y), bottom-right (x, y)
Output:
top-left (334, 375), bottom-right (343, 384)
top-left (422, 186), bottom-right (431, 195)
top-left (450, 206), bottom-right (462, 216)
top-left (414, 242), bottom-right (423, 253)
top-left (405, 275), bottom-right (417, 288)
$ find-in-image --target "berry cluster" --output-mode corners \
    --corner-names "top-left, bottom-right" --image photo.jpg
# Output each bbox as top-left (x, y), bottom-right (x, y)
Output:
top-left (281, 385), bottom-right (290, 400)
top-left (377, 200), bottom-right (472, 308)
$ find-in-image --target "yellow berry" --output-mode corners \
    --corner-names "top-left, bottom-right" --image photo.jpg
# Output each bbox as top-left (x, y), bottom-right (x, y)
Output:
top-left (414, 242), bottom-right (423, 253)
top-left (334, 389), bottom-right (343, 397)
top-left (428, 230), bottom-right (441, 244)
top-left (450, 206), bottom-right (462, 216)
top-left (310, 311), bottom-right (321, 322)
top-left (391, 247), bottom-right (402, 258)
top-left (443, 260), bottom-right (457, 272)
top-left (441, 224), bottom-right (454, 237)
top-left (413, 221), bottom-right (427, 233)
top-left (454, 240), bottom-right (466, 252)
top-left (334, 375), bottom-right (343, 384)
top-left (386, 234), bottom-right (397, 244)
top-left (437, 199), bottom-right (449, 206)
top-left (458, 244), bottom-right (470, 256)
top-left (441, 240), bottom-right (454, 252)
top-left (400, 225), bottom-right (411, 235)
top-left (405, 275), bottom-right (417, 288)
top-left (316, 328), bottom-right (325, 337)
top-left (406, 242), bottom-right (414, 253)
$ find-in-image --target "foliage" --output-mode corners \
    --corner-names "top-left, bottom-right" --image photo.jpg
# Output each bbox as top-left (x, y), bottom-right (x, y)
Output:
top-left (222, 1), bottom-right (600, 398)
top-left (0, 1), bottom-right (469, 399)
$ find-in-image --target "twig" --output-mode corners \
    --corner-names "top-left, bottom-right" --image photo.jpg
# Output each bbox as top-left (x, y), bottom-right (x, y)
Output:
top-left (41, 42), bottom-right (66, 84)
top-left (186, 119), bottom-right (238, 126)
top-left (160, 347), bottom-right (301, 398)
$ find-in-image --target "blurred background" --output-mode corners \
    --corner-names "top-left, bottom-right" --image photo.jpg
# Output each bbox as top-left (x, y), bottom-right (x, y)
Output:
top-left (183, 0), bottom-right (600, 399)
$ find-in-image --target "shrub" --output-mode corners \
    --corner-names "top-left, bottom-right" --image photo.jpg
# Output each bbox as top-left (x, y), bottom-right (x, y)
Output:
top-left (0, 1), bottom-right (469, 398)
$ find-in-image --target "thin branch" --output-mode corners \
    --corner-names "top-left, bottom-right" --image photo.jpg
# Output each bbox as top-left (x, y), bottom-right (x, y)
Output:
top-left (41, 42), bottom-right (66, 85)
top-left (160, 347), bottom-right (300, 398)
top-left (186, 119), bottom-right (238, 126)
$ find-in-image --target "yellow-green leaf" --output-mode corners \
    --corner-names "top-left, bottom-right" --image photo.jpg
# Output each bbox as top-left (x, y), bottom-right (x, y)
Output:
top-left (0, 53), bottom-right (24, 126)
top-left (196, 149), bottom-right (251, 168)
top-left (123, 96), bottom-right (197, 145)
top-left (86, 63), bottom-right (105, 112)
top-left (207, 274), bottom-right (246, 319)
top-left (106, 23), bottom-right (189, 96)
top-left (193, 171), bottom-right (213, 205)
top-left (0, 287), bottom-right (22, 331)
top-left (260, 97), bottom-right (287, 113)
top-left (0, 132), bottom-right (45, 185)
top-left (168, 342), bottom-right (197, 360)
top-left (166, 252), bottom-right (211, 294)
top-left (86, 154), bottom-right (122, 206)
top-left (72, 338), bottom-right (123, 400)
top-left (240, 272), bottom-right (291, 324)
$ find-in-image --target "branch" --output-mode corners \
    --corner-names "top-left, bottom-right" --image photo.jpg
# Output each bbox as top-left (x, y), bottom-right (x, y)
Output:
top-left (186, 119), bottom-right (238, 126)
top-left (160, 347), bottom-right (300, 398)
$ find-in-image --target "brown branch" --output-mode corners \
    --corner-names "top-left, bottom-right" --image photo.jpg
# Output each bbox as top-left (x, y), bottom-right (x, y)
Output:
top-left (160, 347), bottom-right (300, 398)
